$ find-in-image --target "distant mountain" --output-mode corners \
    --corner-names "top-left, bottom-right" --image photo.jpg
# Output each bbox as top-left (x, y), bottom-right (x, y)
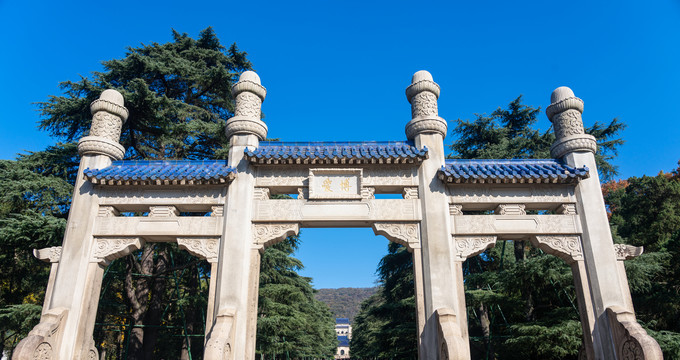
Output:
top-left (315, 287), bottom-right (379, 323)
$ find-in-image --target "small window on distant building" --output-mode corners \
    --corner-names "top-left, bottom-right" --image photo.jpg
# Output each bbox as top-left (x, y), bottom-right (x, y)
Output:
top-left (341, 350), bottom-right (345, 355)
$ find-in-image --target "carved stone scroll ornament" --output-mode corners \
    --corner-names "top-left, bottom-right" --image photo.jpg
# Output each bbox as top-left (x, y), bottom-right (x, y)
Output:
top-left (253, 187), bottom-right (271, 201)
top-left (402, 187), bottom-right (419, 199)
top-left (177, 238), bottom-right (219, 263)
top-left (614, 244), bottom-right (644, 261)
top-left (204, 309), bottom-right (235, 360)
top-left (606, 306), bottom-right (663, 359)
top-left (452, 236), bottom-right (497, 261)
top-left (533, 236), bottom-right (583, 264)
top-left (91, 237), bottom-right (143, 266)
top-left (449, 204), bottom-right (463, 216)
top-left (372, 222), bottom-right (420, 251)
top-left (11, 307), bottom-right (68, 360)
top-left (252, 223), bottom-right (300, 251)
top-left (33, 246), bottom-right (62, 263)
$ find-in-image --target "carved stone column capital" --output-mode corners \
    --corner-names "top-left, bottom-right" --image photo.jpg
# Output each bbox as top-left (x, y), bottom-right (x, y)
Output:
top-left (252, 223), bottom-right (300, 251)
top-left (90, 237), bottom-right (143, 266)
top-left (452, 236), bottom-right (497, 261)
top-left (178, 237), bottom-right (219, 263)
top-left (546, 87), bottom-right (597, 159)
top-left (78, 89), bottom-right (128, 160)
top-left (405, 70), bottom-right (447, 140)
top-left (533, 235), bottom-right (583, 264)
top-left (372, 222), bottom-right (420, 251)
top-left (226, 71), bottom-right (268, 140)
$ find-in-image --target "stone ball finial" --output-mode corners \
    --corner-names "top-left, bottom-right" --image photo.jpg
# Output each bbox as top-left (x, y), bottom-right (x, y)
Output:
top-left (78, 89), bottom-right (129, 160)
top-left (551, 86), bottom-right (575, 104)
top-left (226, 71), bottom-right (268, 140)
top-left (404, 70), bottom-right (446, 140)
top-left (546, 86), bottom-right (596, 159)
top-left (99, 89), bottom-right (125, 107)
top-left (239, 70), bottom-right (261, 84)
top-left (412, 70), bottom-right (434, 83)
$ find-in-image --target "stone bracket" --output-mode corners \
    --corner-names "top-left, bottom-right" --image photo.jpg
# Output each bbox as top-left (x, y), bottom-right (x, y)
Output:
top-left (452, 236), bottom-right (497, 261)
top-left (372, 222), bottom-right (420, 251)
top-left (614, 244), bottom-right (644, 261)
top-left (177, 237), bottom-right (219, 263)
top-left (532, 235), bottom-right (583, 264)
top-left (91, 237), bottom-right (144, 266)
top-left (33, 246), bottom-right (62, 263)
top-left (252, 223), bottom-right (300, 252)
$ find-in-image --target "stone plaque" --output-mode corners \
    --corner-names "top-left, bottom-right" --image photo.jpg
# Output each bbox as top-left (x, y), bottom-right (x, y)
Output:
top-left (308, 168), bottom-right (362, 200)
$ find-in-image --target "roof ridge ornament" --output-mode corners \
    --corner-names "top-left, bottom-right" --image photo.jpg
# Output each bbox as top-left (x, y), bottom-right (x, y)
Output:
top-left (546, 86), bottom-right (597, 159)
top-left (225, 71), bottom-right (268, 141)
top-left (404, 70), bottom-right (447, 140)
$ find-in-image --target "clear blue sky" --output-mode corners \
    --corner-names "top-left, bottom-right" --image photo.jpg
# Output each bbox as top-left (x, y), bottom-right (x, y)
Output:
top-left (1, 0), bottom-right (678, 288)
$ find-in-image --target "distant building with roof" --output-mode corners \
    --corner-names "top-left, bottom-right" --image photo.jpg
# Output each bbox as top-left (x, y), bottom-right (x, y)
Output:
top-left (335, 318), bottom-right (351, 359)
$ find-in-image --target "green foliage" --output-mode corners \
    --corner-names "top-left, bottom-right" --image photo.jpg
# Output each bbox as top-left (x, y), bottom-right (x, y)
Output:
top-left (0, 159), bottom-right (71, 354)
top-left (37, 27), bottom-right (251, 160)
top-left (257, 234), bottom-right (337, 359)
top-left (314, 287), bottom-right (378, 322)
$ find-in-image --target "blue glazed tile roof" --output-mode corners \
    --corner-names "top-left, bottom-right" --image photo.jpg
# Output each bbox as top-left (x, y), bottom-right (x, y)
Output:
top-left (336, 318), bottom-right (350, 324)
top-left (439, 159), bottom-right (588, 184)
top-left (245, 141), bottom-right (428, 164)
top-left (84, 160), bottom-right (235, 185)
top-left (338, 335), bottom-right (350, 347)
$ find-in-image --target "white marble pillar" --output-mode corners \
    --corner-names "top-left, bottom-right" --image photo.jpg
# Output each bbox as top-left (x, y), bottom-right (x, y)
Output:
top-left (547, 87), bottom-right (661, 359)
top-left (205, 71), bottom-right (266, 360)
top-left (406, 71), bottom-right (468, 360)
top-left (13, 90), bottom-right (128, 360)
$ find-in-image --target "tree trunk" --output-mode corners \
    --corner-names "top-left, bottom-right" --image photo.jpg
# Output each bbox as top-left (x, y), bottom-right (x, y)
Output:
top-left (180, 263), bottom-right (199, 360)
top-left (513, 240), bottom-right (525, 262)
top-left (477, 302), bottom-right (494, 359)
top-left (142, 246), bottom-right (169, 359)
top-left (125, 245), bottom-right (154, 360)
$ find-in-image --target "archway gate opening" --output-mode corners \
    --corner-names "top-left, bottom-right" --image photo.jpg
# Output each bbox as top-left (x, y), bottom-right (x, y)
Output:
top-left (15, 71), bottom-right (662, 360)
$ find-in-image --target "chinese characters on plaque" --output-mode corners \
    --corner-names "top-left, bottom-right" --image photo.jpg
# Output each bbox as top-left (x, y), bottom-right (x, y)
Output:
top-left (309, 169), bottom-right (363, 200)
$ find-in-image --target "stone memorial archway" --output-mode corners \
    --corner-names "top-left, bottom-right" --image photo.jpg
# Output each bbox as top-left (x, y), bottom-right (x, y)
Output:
top-left (14, 71), bottom-right (662, 359)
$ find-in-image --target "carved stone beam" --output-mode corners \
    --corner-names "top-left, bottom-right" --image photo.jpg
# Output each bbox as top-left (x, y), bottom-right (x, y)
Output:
top-left (91, 237), bottom-right (144, 266)
top-left (606, 306), bottom-right (663, 359)
top-left (452, 236), bottom-right (497, 261)
top-left (403, 187), bottom-right (419, 199)
top-left (149, 205), bottom-right (179, 217)
top-left (98, 205), bottom-right (120, 217)
top-left (254, 187), bottom-right (271, 201)
top-left (614, 244), bottom-right (644, 261)
top-left (495, 204), bottom-right (526, 215)
top-left (177, 237), bottom-right (219, 263)
top-left (372, 222), bottom-right (420, 252)
top-left (556, 203), bottom-right (577, 215)
top-left (211, 205), bottom-right (224, 217)
top-left (252, 223), bottom-right (300, 252)
top-left (532, 235), bottom-right (583, 264)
